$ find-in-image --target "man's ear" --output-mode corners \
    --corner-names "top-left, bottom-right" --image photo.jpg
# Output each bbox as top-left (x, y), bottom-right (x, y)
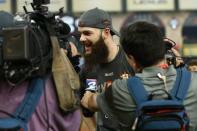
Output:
top-left (127, 55), bottom-right (136, 67)
top-left (104, 28), bottom-right (110, 34)
top-left (102, 28), bottom-right (110, 38)
top-left (127, 54), bottom-right (141, 73)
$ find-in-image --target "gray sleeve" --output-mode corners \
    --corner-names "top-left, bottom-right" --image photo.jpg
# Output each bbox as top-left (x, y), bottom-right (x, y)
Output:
top-left (96, 91), bottom-right (115, 120)
top-left (184, 73), bottom-right (197, 129)
top-left (96, 92), bottom-right (107, 111)
top-left (100, 79), bottom-right (136, 127)
top-left (96, 79), bottom-right (136, 112)
top-left (111, 79), bottom-right (136, 112)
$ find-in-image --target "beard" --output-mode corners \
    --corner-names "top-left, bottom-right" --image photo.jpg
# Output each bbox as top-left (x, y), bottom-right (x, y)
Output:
top-left (84, 35), bottom-right (109, 70)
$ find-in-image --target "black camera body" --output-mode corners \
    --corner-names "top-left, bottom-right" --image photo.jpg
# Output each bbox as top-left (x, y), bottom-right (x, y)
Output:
top-left (0, 0), bottom-right (73, 85)
top-left (3, 26), bottom-right (34, 61)
top-left (164, 38), bottom-right (184, 68)
top-left (0, 21), bottom-right (52, 85)
top-left (164, 39), bottom-right (176, 66)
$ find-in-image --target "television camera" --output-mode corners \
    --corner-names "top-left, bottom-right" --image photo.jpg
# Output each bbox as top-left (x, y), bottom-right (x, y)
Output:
top-left (0, 0), bottom-right (77, 85)
top-left (164, 38), bottom-right (184, 68)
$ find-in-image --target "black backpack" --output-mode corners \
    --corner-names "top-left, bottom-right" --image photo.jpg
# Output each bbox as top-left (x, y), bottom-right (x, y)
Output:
top-left (127, 68), bottom-right (191, 131)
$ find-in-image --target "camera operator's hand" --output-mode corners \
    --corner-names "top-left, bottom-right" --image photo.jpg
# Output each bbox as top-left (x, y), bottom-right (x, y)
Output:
top-left (171, 48), bottom-right (184, 68)
top-left (164, 38), bottom-right (184, 68)
top-left (70, 42), bottom-right (80, 57)
top-left (63, 42), bottom-right (81, 72)
top-left (63, 42), bottom-right (79, 56)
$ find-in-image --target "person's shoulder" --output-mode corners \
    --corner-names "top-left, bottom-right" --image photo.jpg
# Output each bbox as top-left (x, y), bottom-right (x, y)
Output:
top-left (190, 71), bottom-right (197, 80)
top-left (187, 72), bottom-right (197, 94)
top-left (190, 72), bottom-right (197, 85)
top-left (112, 79), bottom-right (128, 93)
top-left (109, 78), bottom-right (136, 111)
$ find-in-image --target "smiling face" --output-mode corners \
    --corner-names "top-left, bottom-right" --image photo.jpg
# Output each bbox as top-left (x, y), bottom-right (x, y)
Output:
top-left (78, 27), bottom-right (101, 54)
top-left (78, 27), bottom-right (109, 67)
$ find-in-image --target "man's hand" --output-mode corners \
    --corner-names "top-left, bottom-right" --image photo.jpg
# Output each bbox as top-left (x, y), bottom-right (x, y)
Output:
top-left (81, 91), bottom-right (99, 111)
top-left (171, 48), bottom-right (184, 68)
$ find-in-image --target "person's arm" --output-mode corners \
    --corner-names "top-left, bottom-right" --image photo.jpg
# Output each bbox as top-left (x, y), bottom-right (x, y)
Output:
top-left (81, 91), bottom-right (99, 111)
top-left (171, 48), bottom-right (184, 68)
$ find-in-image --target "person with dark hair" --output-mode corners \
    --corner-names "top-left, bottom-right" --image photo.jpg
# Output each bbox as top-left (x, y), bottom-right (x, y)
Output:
top-left (79, 8), bottom-right (134, 131)
top-left (81, 21), bottom-right (197, 131)
top-left (0, 11), bottom-right (81, 131)
top-left (187, 59), bottom-right (197, 72)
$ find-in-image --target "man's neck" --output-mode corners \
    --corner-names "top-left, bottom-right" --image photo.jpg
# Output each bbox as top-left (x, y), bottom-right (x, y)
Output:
top-left (106, 42), bottom-right (119, 63)
top-left (156, 60), bottom-right (169, 69)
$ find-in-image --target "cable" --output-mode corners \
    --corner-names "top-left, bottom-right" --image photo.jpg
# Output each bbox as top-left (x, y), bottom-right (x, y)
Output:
top-left (43, 78), bottom-right (50, 131)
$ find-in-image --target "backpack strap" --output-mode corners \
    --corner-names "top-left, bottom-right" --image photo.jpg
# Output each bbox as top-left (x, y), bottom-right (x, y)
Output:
top-left (14, 77), bottom-right (45, 122)
top-left (127, 67), bottom-right (191, 105)
top-left (127, 76), bottom-right (148, 105)
top-left (170, 67), bottom-right (191, 101)
top-left (0, 77), bottom-right (45, 130)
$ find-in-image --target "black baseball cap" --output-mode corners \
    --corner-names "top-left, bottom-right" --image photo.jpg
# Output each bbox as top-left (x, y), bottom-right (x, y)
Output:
top-left (78, 8), bottom-right (120, 37)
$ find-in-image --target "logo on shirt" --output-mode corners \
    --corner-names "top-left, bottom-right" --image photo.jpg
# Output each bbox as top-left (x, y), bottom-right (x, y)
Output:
top-left (86, 79), bottom-right (97, 91)
top-left (104, 72), bottom-right (114, 77)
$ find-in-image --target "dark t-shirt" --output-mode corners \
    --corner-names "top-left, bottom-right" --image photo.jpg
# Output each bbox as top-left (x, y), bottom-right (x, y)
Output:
top-left (80, 46), bottom-right (134, 131)
top-left (96, 46), bottom-right (133, 92)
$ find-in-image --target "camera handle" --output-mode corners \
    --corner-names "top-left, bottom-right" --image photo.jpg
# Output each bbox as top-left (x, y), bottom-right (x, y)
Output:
top-left (51, 35), bottom-right (80, 112)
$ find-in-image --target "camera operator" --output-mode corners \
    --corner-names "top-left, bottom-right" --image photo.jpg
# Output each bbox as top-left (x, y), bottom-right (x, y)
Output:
top-left (0, 11), bottom-right (81, 131)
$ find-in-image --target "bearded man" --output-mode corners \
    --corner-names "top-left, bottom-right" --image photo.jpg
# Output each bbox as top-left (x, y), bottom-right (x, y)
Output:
top-left (78, 8), bottom-right (134, 131)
